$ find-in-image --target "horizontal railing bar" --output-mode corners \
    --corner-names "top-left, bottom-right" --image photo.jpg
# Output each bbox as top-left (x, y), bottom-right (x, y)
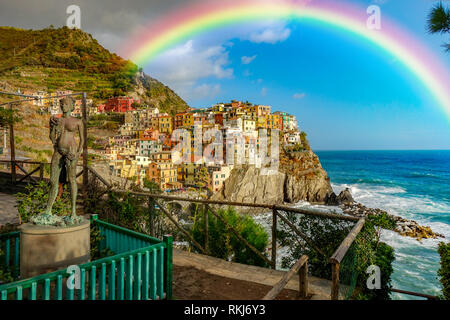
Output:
top-left (262, 255), bottom-right (308, 300)
top-left (0, 92), bottom-right (85, 107)
top-left (274, 205), bottom-right (359, 222)
top-left (95, 220), bottom-right (161, 244)
top-left (329, 218), bottom-right (366, 264)
top-left (391, 288), bottom-right (438, 300)
top-left (0, 231), bottom-right (20, 240)
top-left (124, 190), bottom-right (275, 209)
top-left (0, 160), bottom-right (48, 165)
top-left (114, 190), bottom-right (359, 221)
top-left (0, 160), bottom-right (84, 167)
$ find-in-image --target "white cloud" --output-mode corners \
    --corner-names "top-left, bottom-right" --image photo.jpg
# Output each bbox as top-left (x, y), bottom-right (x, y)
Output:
top-left (372, 0), bottom-right (388, 4)
top-left (293, 93), bottom-right (306, 99)
top-left (189, 84), bottom-right (221, 100)
top-left (146, 40), bottom-right (233, 100)
top-left (249, 25), bottom-right (291, 44)
top-left (261, 87), bottom-right (268, 96)
top-left (243, 70), bottom-right (252, 77)
top-left (241, 55), bottom-right (257, 64)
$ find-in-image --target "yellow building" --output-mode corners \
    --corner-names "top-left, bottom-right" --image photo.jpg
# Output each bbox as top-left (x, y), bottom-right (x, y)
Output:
top-left (266, 114), bottom-right (280, 130)
top-left (247, 105), bottom-right (271, 118)
top-left (158, 115), bottom-right (173, 134)
top-left (256, 116), bottom-right (267, 129)
top-left (229, 106), bottom-right (247, 120)
top-left (158, 162), bottom-right (178, 190)
top-left (183, 113), bottom-right (194, 127)
top-left (149, 116), bottom-right (159, 130)
top-left (210, 104), bottom-right (225, 112)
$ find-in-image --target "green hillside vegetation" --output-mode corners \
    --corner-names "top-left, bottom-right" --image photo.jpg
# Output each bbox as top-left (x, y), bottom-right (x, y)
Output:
top-left (0, 26), bottom-right (189, 113)
top-left (0, 26), bottom-right (189, 163)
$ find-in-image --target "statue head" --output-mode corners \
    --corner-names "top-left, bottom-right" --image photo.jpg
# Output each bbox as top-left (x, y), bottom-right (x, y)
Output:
top-left (60, 97), bottom-right (75, 114)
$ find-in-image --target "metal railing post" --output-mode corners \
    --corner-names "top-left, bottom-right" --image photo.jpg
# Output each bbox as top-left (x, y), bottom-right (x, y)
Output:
top-left (163, 235), bottom-right (173, 300)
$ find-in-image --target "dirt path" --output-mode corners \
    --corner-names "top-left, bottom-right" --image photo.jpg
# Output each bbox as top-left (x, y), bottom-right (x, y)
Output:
top-left (173, 265), bottom-right (302, 300)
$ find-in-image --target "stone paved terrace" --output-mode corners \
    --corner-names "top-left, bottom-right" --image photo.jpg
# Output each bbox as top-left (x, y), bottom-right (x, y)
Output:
top-left (173, 248), bottom-right (344, 300)
top-left (0, 192), bottom-right (20, 226)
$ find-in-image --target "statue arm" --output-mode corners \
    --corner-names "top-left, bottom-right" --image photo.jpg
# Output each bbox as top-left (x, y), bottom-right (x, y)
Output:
top-left (77, 120), bottom-right (85, 155)
top-left (49, 117), bottom-right (58, 144)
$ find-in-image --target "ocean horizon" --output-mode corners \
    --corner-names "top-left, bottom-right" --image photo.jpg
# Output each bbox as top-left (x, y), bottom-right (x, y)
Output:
top-left (314, 149), bottom-right (450, 299)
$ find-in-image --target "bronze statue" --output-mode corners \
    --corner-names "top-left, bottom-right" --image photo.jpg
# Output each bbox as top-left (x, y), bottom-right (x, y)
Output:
top-left (43, 97), bottom-right (84, 217)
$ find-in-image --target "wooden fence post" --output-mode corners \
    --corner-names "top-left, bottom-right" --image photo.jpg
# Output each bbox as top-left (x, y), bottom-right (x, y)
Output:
top-left (331, 262), bottom-right (340, 300)
top-left (39, 163), bottom-right (44, 181)
top-left (9, 103), bottom-right (16, 184)
top-left (299, 258), bottom-right (308, 298)
top-left (148, 197), bottom-right (155, 237)
top-left (272, 208), bottom-right (277, 269)
top-left (204, 204), bottom-right (209, 254)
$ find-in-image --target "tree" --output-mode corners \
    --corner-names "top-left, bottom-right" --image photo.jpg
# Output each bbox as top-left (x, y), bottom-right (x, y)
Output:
top-left (427, 2), bottom-right (450, 52)
top-left (195, 166), bottom-right (211, 196)
top-left (0, 107), bottom-right (22, 127)
top-left (143, 177), bottom-right (162, 194)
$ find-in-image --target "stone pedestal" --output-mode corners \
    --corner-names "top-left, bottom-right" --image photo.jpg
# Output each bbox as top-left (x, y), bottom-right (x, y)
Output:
top-left (19, 219), bottom-right (90, 279)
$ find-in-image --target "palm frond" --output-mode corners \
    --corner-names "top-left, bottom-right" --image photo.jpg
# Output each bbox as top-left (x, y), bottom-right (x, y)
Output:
top-left (427, 2), bottom-right (450, 34)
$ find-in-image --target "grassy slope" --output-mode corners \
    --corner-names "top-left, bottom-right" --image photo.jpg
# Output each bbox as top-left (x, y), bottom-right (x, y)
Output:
top-left (0, 26), bottom-right (189, 161)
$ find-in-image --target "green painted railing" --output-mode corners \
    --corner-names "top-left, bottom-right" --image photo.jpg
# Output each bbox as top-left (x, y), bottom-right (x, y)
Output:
top-left (0, 231), bottom-right (20, 279)
top-left (0, 217), bottom-right (173, 300)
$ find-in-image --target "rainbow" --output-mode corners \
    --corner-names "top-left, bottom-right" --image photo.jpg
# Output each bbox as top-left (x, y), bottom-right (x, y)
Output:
top-left (122, 0), bottom-right (450, 118)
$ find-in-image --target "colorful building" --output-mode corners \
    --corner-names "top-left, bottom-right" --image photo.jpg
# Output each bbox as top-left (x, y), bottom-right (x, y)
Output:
top-left (104, 97), bottom-right (139, 113)
top-left (158, 115), bottom-right (173, 134)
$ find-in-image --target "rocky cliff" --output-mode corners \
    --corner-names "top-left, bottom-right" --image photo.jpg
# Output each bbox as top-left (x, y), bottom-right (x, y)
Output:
top-left (212, 148), bottom-right (334, 208)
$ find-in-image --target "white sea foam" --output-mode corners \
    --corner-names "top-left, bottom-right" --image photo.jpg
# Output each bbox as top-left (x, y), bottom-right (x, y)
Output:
top-left (332, 182), bottom-right (449, 298)
top-left (253, 181), bottom-right (449, 298)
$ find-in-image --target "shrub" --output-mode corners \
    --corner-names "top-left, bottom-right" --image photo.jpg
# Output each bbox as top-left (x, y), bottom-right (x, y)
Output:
top-left (192, 207), bottom-right (269, 267)
top-left (438, 242), bottom-right (450, 300)
top-left (16, 181), bottom-right (71, 222)
top-left (278, 213), bottom-right (395, 300)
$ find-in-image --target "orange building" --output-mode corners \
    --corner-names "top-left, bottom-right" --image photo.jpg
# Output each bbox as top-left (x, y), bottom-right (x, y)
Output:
top-left (174, 113), bottom-right (185, 128)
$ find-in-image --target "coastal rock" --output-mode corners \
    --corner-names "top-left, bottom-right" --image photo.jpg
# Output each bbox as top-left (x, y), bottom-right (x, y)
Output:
top-left (214, 165), bottom-right (286, 205)
top-left (340, 202), bottom-right (445, 241)
top-left (324, 192), bottom-right (339, 206)
top-left (284, 170), bottom-right (333, 203)
top-left (337, 188), bottom-right (354, 204)
top-left (325, 188), bottom-right (355, 205)
top-left (212, 148), bottom-right (334, 210)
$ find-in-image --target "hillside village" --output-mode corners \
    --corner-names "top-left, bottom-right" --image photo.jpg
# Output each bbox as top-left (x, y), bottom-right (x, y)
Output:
top-left (13, 90), bottom-right (302, 194)
top-left (104, 100), bottom-right (301, 193)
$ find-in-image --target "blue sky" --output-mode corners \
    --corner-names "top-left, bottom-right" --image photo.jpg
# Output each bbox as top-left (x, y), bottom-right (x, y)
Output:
top-left (143, 0), bottom-right (450, 150)
top-left (2, 0), bottom-right (447, 150)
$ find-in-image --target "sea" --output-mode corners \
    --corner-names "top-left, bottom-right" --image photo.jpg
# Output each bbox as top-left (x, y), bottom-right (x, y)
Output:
top-left (314, 150), bottom-right (450, 299)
